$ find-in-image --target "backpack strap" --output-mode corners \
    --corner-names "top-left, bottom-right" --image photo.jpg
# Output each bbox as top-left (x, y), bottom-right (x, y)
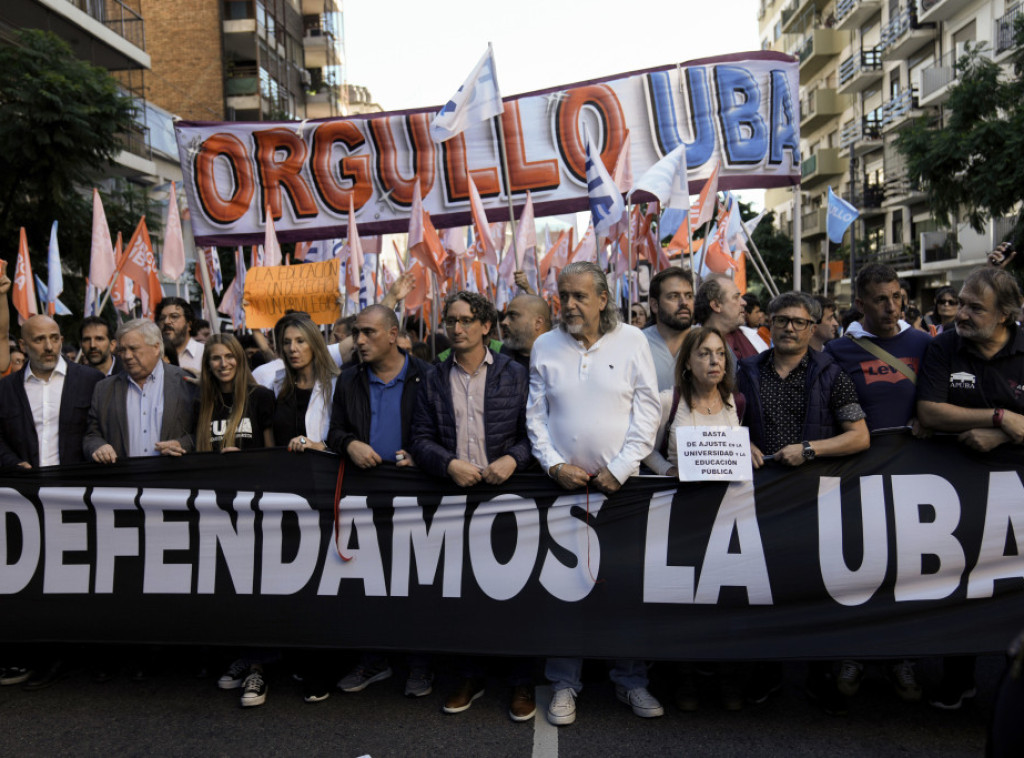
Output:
top-left (659, 387), bottom-right (683, 459)
top-left (846, 334), bottom-right (917, 384)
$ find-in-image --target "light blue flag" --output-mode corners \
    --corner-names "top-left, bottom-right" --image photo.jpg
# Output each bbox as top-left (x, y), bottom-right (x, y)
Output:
top-left (827, 186), bottom-right (859, 244)
top-left (47, 220), bottom-right (63, 314)
top-left (34, 275), bottom-right (71, 316)
top-left (583, 124), bottom-right (625, 238)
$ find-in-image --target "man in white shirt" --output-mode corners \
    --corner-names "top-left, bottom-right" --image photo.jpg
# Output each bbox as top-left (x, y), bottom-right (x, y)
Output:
top-left (156, 296), bottom-right (204, 376)
top-left (0, 315), bottom-right (103, 468)
top-left (526, 261), bottom-right (662, 726)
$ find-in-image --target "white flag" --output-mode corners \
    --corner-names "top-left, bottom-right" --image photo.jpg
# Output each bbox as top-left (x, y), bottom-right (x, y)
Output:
top-left (430, 45), bottom-right (503, 142)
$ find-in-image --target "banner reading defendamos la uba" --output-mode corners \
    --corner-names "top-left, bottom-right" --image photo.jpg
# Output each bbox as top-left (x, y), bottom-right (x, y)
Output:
top-left (174, 51), bottom-right (800, 247)
top-left (2, 434), bottom-right (1019, 660)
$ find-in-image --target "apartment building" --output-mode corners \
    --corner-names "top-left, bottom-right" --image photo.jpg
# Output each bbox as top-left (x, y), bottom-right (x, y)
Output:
top-left (758, 0), bottom-right (1021, 301)
top-left (143, 0), bottom-right (359, 122)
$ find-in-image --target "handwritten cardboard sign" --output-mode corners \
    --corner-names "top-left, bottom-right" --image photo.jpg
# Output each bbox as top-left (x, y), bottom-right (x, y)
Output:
top-left (243, 259), bottom-right (340, 328)
top-left (675, 426), bottom-right (753, 482)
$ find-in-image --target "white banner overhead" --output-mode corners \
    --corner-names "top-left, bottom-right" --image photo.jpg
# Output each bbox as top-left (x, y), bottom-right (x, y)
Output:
top-left (174, 51), bottom-right (800, 247)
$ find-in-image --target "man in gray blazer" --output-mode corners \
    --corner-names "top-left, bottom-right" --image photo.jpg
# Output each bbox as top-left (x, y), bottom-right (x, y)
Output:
top-left (84, 319), bottom-right (197, 463)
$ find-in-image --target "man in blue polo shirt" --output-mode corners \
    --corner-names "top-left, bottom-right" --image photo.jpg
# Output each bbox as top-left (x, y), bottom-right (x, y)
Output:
top-left (326, 303), bottom-right (433, 702)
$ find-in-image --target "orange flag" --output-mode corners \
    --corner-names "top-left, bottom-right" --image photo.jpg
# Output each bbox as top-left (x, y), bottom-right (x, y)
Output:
top-left (121, 217), bottom-right (163, 319)
top-left (12, 227), bottom-right (38, 323)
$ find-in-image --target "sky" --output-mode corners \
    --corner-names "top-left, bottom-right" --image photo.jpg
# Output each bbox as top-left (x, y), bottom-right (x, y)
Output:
top-left (342, 0), bottom-right (767, 216)
top-left (344, 0), bottom-right (763, 113)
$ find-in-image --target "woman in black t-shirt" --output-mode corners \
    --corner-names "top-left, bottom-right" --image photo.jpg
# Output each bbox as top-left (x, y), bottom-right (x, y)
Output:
top-left (197, 334), bottom-right (275, 452)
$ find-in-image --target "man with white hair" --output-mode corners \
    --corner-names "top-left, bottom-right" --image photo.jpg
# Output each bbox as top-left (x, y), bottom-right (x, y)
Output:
top-left (84, 319), bottom-right (198, 463)
top-left (526, 261), bottom-right (662, 726)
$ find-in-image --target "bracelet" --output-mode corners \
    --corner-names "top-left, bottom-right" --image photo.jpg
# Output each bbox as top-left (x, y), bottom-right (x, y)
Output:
top-left (551, 463), bottom-right (565, 480)
top-left (994, 408), bottom-right (1005, 428)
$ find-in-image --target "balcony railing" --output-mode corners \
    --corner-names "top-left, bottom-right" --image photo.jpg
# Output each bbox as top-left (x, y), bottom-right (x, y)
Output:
top-left (856, 243), bottom-right (918, 271)
top-left (839, 112), bottom-right (883, 149)
top-left (880, 88), bottom-right (918, 128)
top-left (70, 0), bottom-right (146, 50)
top-left (881, 5), bottom-right (921, 52)
top-left (995, 6), bottom-right (1023, 56)
top-left (859, 183), bottom-right (885, 209)
top-left (838, 47), bottom-right (882, 85)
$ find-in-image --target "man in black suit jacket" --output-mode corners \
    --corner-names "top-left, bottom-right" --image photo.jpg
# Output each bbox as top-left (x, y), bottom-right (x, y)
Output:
top-left (0, 315), bottom-right (103, 468)
top-left (84, 319), bottom-right (197, 463)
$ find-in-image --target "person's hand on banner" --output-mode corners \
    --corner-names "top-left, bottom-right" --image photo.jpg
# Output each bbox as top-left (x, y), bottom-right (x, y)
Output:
top-left (751, 443), bottom-right (765, 469)
top-left (347, 440), bottom-right (382, 469)
top-left (550, 462), bottom-right (590, 489)
top-left (592, 467), bottom-right (622, 494)
top-left (289, 436), bottom-right (325, 453)
top-left (910, 418), bottom-right (933, 439)
top-left (155, 440), bottom-right (186, 457)
top-left (92, 444), bottom-right (118, 464)
top-left (481, 454), bottom-right (516, 485)
top-left (448, 458), bottom-right (482, 487)
top-left (959, 427), bottom-right (1011, 452)
top-left (394, 449), bottom-right (415, 468)
top-left (773, 443), bottom-right (806, 467)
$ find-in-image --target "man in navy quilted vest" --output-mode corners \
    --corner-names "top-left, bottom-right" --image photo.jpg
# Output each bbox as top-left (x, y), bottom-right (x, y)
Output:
top-left (736, 290), bottom-right (870, 713)
top-left (410, 290), bottom-right (535, 722)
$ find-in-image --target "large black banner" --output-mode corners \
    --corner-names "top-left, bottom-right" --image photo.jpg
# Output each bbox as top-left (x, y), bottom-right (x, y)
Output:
top-left (1, 433), bottom-right (1022, 660)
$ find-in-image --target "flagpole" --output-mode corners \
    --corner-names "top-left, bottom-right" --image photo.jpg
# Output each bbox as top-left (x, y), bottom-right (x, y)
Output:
top-left (823, 240), bottom-right (831, 296)
top-left (195, 246), bottom-right (219, 330)
top-left (737, 216), bottom-right (780, 298)
top-left (625, 194), bottom-right (635, 306)
top-left (694, 220), bottom-right (712, 289)
top-left (490, 47), bottom-right (521, 275)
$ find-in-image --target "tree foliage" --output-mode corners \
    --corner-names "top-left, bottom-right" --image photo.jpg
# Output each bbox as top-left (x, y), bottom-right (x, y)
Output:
top-left (896, 17), bottom-right (1024, 243)
top-left (0, 29), bottom-right (143, 333)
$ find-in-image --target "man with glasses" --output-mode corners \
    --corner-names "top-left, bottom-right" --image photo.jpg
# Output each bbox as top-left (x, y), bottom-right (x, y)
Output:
top-left (644, 266), bottom-right (695, 390)
top-left (410, 290), bottom-right (535, 721)
top-left (736, 291), bottom-right (869, 713)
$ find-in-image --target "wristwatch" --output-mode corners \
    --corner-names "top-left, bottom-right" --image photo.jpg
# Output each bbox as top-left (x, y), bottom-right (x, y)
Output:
top-left (802, 441), bottom-right (816, 460)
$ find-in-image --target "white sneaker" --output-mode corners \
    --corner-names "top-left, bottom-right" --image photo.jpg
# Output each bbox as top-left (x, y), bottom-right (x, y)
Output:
top-left (217, 659), bottom-right (249, 690)
top-left (547, 688), bottom-right (577, 725)
top-left (615, 685), bottom-right (664, 718)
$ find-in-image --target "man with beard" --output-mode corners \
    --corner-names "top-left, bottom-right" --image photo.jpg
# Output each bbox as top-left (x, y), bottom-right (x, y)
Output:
top-left (155, 296), bottom-right (204, 376)
top-left (644, 267), bottom-right (694, 391)
top-left (500, 293), bottom-right (552, 368)
top-left (916, 267), bottom-right (1024, 710)
top-left (79, 317), bottom-right (124, 376)
top-left (526, 262), bottom-right (662, 726)
top-left (694, 274), bottom-right (761, 362)
top-left (0, 315), bottom-right (103, 469)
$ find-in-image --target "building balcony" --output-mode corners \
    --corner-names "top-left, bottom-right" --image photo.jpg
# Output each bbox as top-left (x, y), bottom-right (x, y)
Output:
top-left (857, 183), bottom-right (886, 215)
top-left (801, 207), bottom-right (829, 239)
top-left (801, 148), bottom-right (849, 189)
top-left (4, 0), bottom-right (149, 70)
top-left (305, 85), bottom-right (343, 119)
top-left (301, 0), bottom-right (340, 12)
top-left (856, 243), bottom-right (918, 271)
top-left (837, 47), bottom-right (883, 94)
top-left (881, 5), bottom-right (936, 60)
top-left (782, 0), bottom-right (833, 33)
top-left (918, 46), bottom-right (985, 107)
top-left (835, 0), bottom-right (882, 30)
top-left (918, 0), bottom-right (972, 25)
top-left (995, 6), bottom-right (1023, 57)
top-left (780, 0), bottom-right (802, 32)
top-left (799, 28), bottom-right (853, 84)
top-left (882, 166), bottom-right (926, 205)
top-left (880, 88), bottom-right (920, 131)
top-left (839, 114), bottom-right (884, 155)
top-left (800, 87), bottom-right (852, 132)
top-left (303, 28), bottom-right (342, 70)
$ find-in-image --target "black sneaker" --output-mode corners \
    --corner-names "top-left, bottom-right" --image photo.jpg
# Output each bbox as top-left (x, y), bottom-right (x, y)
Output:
top-left (241, 670), bottom-right (267, 707)
top-left (303, 678), bottom-right (330, 703)
top-left (928, 680), bottom-right (977, 710)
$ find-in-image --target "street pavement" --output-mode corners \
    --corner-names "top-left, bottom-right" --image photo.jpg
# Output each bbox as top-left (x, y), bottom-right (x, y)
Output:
top-left (0, 650), bottom-right (1002, 757)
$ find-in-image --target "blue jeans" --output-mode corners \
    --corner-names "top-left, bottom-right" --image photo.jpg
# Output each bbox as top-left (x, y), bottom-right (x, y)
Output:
top-left (545, 657), bottom-right (648, 693)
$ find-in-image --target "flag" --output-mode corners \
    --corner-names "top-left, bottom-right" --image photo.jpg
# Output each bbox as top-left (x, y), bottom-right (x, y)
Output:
top-left (219, 246), bottom-right (247, 329)
top-left (33, 276), bottom-right (71, 316)
top-left (121, 217), bottom-right (164, 319)
top-left (45, 220), bottom-right (62, 316)
top-left (264, 207), bottom-right (282, 266)
top-left (293, 240), bottom-right (312, 262)
top-left (342, 197), bottom-right (364, 296)
top-left (206, 247), bottom-right (224, 293)
top-left (539, 228), bottom-right (571, 282)
top-left (612, 129), bottom-right (633, 194)
top-left (827, 186), bottom-right (859, 244)
top-left (467, 175), bottom-right (499, 267)
top-left (430, 45), bottom-right (504, 142)
top-left (513, 192), bottom-right (539, 288)
top-left (12, 227), bottom-right (38, 323)
top-left (570, 223), bottom-right (597, 263)
top-left (89, 189), bottom-right (116, 292)
top-left (407, 182), bottom-right (446, 278)
top-left (583, 124), bottom-right (625, 238)
top-left (692, 161), bottom-right (721, 230)
top-left (110, 232), bottom-right (133, 315)
top-left (634, 144), bottom-right (690, 237)
top-left (162, 182), bottom-right (186, 279)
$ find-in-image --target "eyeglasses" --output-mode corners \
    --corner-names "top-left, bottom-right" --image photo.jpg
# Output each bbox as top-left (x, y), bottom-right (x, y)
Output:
top-left (443, 316), bottom-right (478, 329)
top-left (771, 316), bottom-right (814, 331)
top-left (937, 299), bottom-right (958, 306)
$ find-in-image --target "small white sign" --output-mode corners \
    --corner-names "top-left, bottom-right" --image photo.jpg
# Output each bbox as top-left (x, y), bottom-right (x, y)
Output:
top-left (675, 426), bottom-right (753, 482)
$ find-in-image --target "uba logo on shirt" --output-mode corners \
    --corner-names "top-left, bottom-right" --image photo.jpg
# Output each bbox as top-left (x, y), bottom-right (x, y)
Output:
top-left (859, 357), bottom-right (920, 385)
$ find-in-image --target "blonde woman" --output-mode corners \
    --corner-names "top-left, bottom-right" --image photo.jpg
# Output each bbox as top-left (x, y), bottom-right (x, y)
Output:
top-left (271, 314), bottom-right (339, 453)
top-left (196, 334), bottom-right (275, 452)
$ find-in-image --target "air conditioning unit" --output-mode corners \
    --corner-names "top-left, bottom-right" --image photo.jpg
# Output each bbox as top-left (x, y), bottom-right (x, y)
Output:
top-left (300, 70), bottom-right (312, 87)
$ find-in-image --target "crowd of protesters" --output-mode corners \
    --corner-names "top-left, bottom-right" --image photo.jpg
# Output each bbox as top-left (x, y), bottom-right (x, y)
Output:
top-left (0, 254), bottom-right (1023, 736)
